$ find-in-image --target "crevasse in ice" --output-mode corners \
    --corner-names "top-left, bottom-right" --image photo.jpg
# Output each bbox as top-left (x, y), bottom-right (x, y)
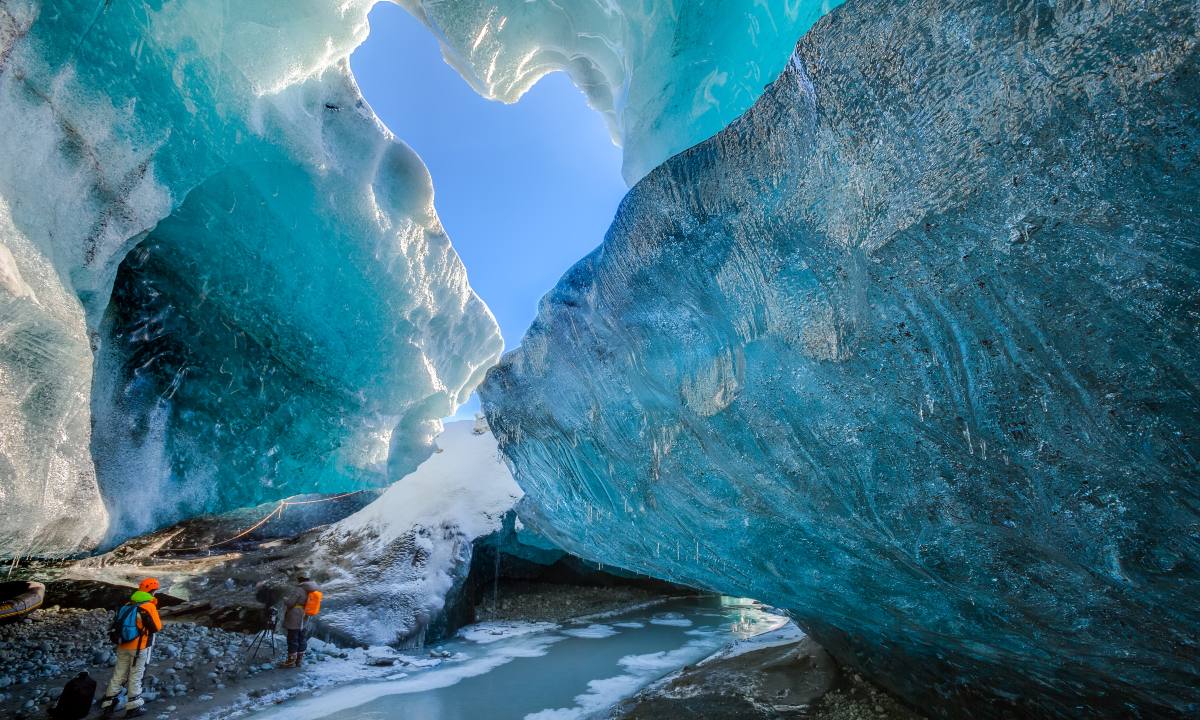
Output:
top-left (482, 0), bottom-right (1200, 716)
top-left (0, 0), bottom-right (502, 554)
top-left (398, 0), bottom-right (843, 184)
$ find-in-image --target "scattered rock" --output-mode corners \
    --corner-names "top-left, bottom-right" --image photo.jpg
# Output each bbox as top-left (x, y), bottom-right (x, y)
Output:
top-left (616, 635), bottom-right (924, 720)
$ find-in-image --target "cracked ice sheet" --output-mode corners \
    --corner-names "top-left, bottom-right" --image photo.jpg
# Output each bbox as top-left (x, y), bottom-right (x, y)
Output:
top-left (647, 613), bottom-right (693, 627)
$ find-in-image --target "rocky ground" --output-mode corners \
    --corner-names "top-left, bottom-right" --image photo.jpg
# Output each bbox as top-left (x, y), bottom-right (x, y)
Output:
top-left (0, 583), bottom-right (696, 720)
top-left (0, 602), bottom-right (442, 720)
top-left (613, 629), bottom-right (925, 720)
top-left (0, 605), bottom-right (313, 719)
top-left (2, 584), bottom-right (922, 720)
top-left (473, 581), bottom-right (688, 623)
top-left (614, 624), bottom-right (921, 720)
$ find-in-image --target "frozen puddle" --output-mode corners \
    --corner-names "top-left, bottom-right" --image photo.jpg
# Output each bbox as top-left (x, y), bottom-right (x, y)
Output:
top-left (248, 597), bottom-right (790, 720)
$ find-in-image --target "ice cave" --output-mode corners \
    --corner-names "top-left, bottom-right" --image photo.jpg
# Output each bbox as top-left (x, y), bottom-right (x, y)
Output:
top-left (0, 1), bottom-right (1195, 719)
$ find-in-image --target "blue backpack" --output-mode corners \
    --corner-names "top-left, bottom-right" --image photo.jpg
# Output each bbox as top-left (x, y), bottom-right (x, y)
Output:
top-left (108, 604), bottom-right (151, 645)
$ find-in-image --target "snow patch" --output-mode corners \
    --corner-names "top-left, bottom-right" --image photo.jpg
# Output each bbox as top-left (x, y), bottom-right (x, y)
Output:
top-left (458, 620), bottom-right (560, 645)
top-left (648, 613), bottom-right (693, 627)
top-left (335, 420), bottom-right (522, 542)
top-left (714, 619), bottom-right (803, 661)
top-left (562, 624), bottom-right (618, 639)
top-left (311, 421), bottom-right (523, 646)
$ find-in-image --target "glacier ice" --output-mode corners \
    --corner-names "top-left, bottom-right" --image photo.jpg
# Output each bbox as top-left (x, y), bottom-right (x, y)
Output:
top-left (312, 420), bottom-right (521, 646)
top-left (0, 0), bottom-right (501, 554)
top-left (0, 195), bottom-right (106, 554)
top-left (399, 0), bottom-right (843, 184)
top-left (482, 0), bottom-right (1200, 716)
top-left (60, 420), bottom-right (519, 647)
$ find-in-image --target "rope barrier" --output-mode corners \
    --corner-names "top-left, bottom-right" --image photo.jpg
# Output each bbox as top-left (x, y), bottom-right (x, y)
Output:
top-left (165, 490), bottom-right (369, 554)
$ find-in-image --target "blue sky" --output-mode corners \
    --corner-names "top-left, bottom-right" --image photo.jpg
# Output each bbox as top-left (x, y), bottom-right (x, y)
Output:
top-left (351, 4), bottom-right (628, 356)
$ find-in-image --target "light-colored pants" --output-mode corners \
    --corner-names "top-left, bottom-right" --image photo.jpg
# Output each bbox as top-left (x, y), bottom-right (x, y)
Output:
top-left (102, 646), bottom-right (151, 710)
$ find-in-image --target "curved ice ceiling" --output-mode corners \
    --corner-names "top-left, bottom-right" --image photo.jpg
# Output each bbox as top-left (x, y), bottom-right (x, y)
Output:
top-left (0, 0), bottom-right (830, 555)
top-left (0, 0), bottom-right (504, 554)
top-left (480, 0), bottom-right (1200, 716)
top-left (399, 0), bottom-right (844, 184)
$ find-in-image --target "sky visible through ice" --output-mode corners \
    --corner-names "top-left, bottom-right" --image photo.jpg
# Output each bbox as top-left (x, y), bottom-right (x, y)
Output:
top-left (351, 3), bottom-right (628, 354)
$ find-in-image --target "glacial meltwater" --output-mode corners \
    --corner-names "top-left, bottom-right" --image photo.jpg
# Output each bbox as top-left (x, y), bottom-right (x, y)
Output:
top-left (249, 597), bottom-right (789, 720)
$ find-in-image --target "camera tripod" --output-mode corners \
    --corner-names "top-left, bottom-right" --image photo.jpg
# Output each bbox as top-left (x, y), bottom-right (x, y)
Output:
top-left (242, 606), bottom-right (279, 665)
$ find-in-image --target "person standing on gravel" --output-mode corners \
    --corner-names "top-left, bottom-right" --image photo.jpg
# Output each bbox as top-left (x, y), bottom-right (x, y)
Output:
top-left (99, 578), bottom-right (162, 718)
top-left (278, 572), bottom-right (321, 669)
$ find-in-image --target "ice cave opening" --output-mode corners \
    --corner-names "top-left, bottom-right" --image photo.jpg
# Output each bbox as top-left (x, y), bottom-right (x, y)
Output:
top-left (348, 1), bottom-right (628, 357)
top-left (1, 1), bottom-right (1196, 719)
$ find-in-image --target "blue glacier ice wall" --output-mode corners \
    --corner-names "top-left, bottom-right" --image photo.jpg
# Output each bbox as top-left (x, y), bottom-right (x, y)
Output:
top-left (0, 0), bottom-right (502, 553)
top-left (482, 0), bottom-right (1200, 716)
top-left (398, 0), bottom-right (843, 184)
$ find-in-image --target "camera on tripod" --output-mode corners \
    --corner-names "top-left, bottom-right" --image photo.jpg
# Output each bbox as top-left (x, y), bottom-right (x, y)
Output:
top-left (244, 583), bottom-right (283, 664)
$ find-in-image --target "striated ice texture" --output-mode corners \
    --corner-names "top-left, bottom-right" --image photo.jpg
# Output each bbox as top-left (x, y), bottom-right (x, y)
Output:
top-left (0, 0), bottom-right (501, 554)
top-left (482, 0), bottom-right (1200, 716)
top-left (398, 0), bottom-right (843, 184)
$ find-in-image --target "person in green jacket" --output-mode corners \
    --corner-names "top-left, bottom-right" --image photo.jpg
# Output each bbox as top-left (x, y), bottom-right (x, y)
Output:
top-left (101, 578), bottom-right (163, 718)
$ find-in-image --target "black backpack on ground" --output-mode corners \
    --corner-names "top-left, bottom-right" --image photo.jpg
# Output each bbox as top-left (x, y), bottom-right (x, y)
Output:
top-left (49, 671), bottom-right (96, 719)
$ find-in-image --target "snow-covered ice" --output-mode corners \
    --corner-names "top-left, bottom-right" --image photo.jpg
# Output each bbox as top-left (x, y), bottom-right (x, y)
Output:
top-left (458, 621), bottom-right (560, 645)
top-left (561, 624), bottom-right (619, 639)
top-left (524, 639), bottom-right (717, 720)
top-left (648, 613), bottom-right (693, 628)
top-left (309, 420), bottom-right (522, 646)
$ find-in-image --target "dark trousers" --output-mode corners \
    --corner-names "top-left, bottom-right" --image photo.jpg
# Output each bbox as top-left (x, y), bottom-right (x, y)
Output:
top-left (286, 628), bottom-right (308, 654)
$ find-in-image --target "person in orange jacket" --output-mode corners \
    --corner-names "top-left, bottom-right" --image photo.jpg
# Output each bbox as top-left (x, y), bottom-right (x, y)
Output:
top-left (100, 578), bottom-right (163, 718)
top-left (278, 572), bottom-right (321, 669)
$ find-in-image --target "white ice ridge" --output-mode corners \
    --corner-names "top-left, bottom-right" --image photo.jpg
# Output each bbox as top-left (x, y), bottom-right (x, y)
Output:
top-left (396, 0), bottom-right (843, 184)
top-left (313, 420), bottom-right (523, 646)
top-left (0, 0), bottom-right (502, 556)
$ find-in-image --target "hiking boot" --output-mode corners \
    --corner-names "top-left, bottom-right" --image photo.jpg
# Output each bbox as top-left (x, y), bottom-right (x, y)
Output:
top-left (293, 652), bottom-right (306, 668)
top-left (277, 653), bottom-right (297, 668)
